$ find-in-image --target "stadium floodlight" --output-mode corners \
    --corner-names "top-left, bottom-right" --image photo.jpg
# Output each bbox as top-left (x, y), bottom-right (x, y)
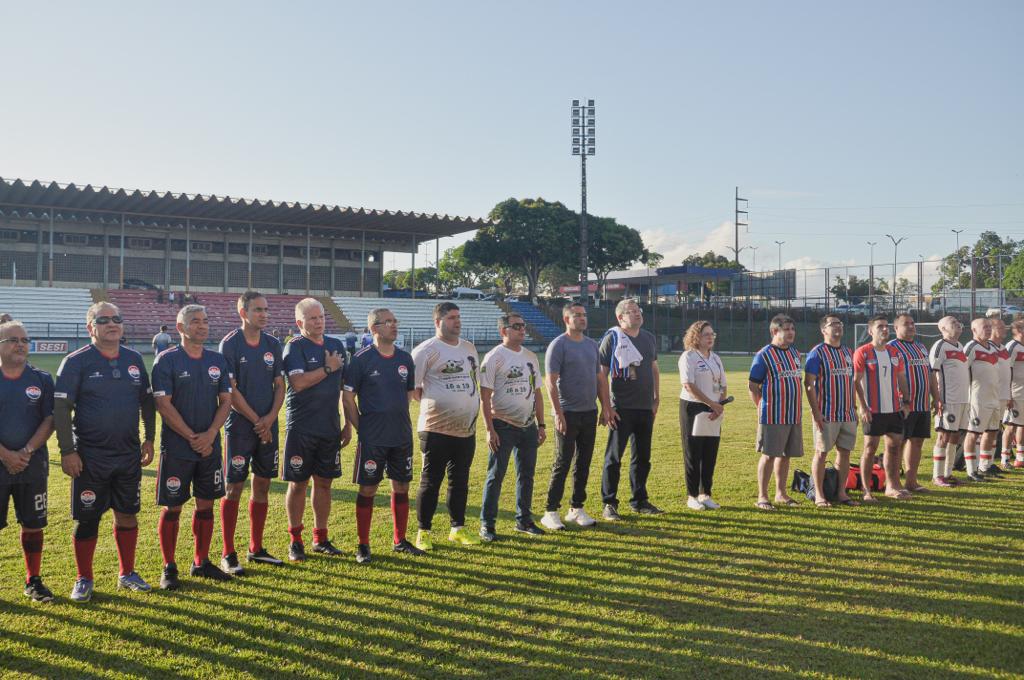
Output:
top-left (571, 98), bottom-right (596, 306)
top-left (886, 234), bottom-right (907, 314)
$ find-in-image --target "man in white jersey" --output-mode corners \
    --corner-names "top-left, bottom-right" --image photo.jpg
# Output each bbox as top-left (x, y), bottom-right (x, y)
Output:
top-left (963, 318), bottom-right (1001, 482)
top-left (411, 302), bottom-right (482, 550)
top-left (929, 316), bottom-right (970, 487)
top-left (1003, 319), bottom-right (1024, 469)
top-left (990, 318), bottom-right (1013, 475)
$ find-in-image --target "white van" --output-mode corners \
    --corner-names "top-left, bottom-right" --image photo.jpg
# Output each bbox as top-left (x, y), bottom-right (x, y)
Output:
top-left (452, 287), bottom-right (487, 301)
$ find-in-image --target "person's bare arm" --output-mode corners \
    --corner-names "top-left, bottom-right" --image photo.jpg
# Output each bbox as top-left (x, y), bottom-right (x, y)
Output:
top-left (804, 373), bottom-right (824, 429)
top-left (342, 391), bottom-right (360, 433)
top-left (546, 371), bottom-right (566, 435)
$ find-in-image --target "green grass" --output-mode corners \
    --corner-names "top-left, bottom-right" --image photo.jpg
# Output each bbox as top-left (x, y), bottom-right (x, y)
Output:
top-left (1, 354), bottom-right (1022, 679)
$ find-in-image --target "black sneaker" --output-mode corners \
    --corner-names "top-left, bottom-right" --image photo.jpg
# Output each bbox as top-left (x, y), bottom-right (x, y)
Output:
top-left (513, 522), bottom-right (545, 536)
top-left (632, 501), bottom-right (666, 515)
top-left (602, 504), bottom-right (621, 521)
top-left (984, 466), bottom-right (1004, 477)
top-left (23, 576), bottom-right (53, 602)
top-left (190, 559), bottom-right (233, 581)
top-left (288, 542), bottom-right (306, 562)
top-left (247, 548), bottom-right (284, 566)
top-left (967, 473), bottom-right (987, 482)
top-left (356, 544), bottom-right (372, 564)
top-left (393, 539), bottom-right (426, 556)
top-left (220, 551), bottom-right (245, 576)
top-left (160, 563), bottom-right (180, 591)
top-left (479, 526), bottom-right (497, 542)
top-left (312, 540), bottom-right (344, 556)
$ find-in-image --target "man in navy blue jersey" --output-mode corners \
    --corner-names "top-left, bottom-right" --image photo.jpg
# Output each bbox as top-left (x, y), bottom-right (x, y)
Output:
top-left (282, 298), bottom-right (351, 561)
top-left (0, 321), bottom-right (55, 602)
top-left (217, 291), bottom-right (286, 574)
top-left (342, 308), bottom-right (424, 564)
top-left (152, 305), bottom-right (233, 589)
top-left (55, 302), bottom-right (157, 602)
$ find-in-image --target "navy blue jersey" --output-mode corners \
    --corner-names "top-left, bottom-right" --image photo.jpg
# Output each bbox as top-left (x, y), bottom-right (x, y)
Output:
top-left (283, 335), bottom-right (346, 439)
top-left (344, 345), bottom-right (415, 447)
top-left (0, 365), bottom-right (54, 485)
top-left (152, 347), bottom-right (231, 459)
top-left (219, 328), bottom-right (284, 432)
top-left (55, 344), bottom-right (152, 456)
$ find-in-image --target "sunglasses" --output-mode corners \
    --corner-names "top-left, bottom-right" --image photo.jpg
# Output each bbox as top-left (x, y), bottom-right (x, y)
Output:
top-left (505, 322), bottom-right (526, 331)
top-left (94, 315), bottom-right (123, 325)
top-left (0, 337), bottom-right (31, 345)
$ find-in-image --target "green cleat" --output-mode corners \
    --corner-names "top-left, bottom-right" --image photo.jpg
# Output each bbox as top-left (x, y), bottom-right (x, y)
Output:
top-left (448, 526), bottom-right (482, 546)
top-left (415, 530), bottom-right (433, 552)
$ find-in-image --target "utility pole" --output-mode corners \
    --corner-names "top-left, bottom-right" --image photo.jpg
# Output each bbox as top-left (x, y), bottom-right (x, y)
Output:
top-left (867, 241), bottom-right (877, 312)
top-left (728, 186), bottom-right (748, 266)
top-left (572, 99), bottom-right (596, 308)
top-left (775, 240), bottom-right (785, 271)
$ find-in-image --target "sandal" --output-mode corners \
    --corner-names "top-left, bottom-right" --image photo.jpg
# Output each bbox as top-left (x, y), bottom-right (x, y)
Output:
top-left (755, 501), bottom-right (776, 511)
top-left (837, 498), bottom-right (860, 507)
top-left (776, 498), bottom-right (799, 507)
top-left (815, 500), bottom-right (832, 508)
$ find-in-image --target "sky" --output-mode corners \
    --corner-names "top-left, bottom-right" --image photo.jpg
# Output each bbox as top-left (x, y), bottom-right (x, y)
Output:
top-left (1, 0), bottom-right (1021, 293)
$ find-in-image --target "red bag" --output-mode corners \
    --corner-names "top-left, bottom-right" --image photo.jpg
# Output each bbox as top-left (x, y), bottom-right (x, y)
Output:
top-left (847, 464), bottom-right (886, 492)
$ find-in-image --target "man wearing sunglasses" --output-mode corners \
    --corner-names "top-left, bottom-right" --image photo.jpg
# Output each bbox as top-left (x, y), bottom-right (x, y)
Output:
top-left (0, 320), bottom-right (55, 602)
top-left (55, 302), bottom-right (156, 602)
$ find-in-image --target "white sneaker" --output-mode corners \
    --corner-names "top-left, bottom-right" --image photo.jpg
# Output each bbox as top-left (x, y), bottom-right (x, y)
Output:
top-left (686, 496), bottom-right (705, 511)
top-left (540, 511), bottom-right (565, 531)
top-left (565, 507), bottom-right (596, 527)
top-left (698, 495), bottom-right (720, 510)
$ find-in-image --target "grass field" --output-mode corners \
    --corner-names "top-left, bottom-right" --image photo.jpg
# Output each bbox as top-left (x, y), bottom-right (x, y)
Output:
top-left (1, 353), bottom-right (1022, 679)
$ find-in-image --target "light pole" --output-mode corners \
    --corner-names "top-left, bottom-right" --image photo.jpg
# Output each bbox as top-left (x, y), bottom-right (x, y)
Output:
top-left (951, 228), bottom-right (965, 287)
top-left (774, 240), bottom-right (785, 271)
top-left (571, 99), bottom-right (595, 307)
top-left (750, 245), bottom-right (758, 273)
top-left (867, 241), bottom-right (877, 312)
top-left (886, 234), bottom-right (906, 314)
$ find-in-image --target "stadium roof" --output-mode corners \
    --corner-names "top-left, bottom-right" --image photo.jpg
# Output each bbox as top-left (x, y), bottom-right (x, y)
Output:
top-left (0, 177), bottom-right (488, 247)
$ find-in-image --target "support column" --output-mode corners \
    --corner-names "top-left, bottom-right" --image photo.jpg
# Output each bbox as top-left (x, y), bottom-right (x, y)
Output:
top-left (35, 220), bottom-right (43, 286)
top-left (410, 237), bottom-right (416, 300)
top-left (119, 214), bottom-right (125, 288)
top-left (305, 227), bottom-right (311, 296)
top-left (278, 239), bottom-right (284, 294)
top-left (359, 231), bottom-right (366, 297)
top-left (164, 228), bottom-right (171, 291)
top-left (102, 223), bottom-right (109, 289)
top-left (185, 218), bottom-right (191, 293)
top-left (247, 222), bottom-right (253, 290)
top-left (48, 211), bottom-right (54, 287)
top-left (329, 238), bottom-right (336, 296)
top-left (223, 233), bottom-right (230, 293)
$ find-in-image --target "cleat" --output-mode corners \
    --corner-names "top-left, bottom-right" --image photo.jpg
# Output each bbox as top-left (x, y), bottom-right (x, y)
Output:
top-left (946, 475), bottom-right (961, 486)
top-left (514, 522), bottom-right (545, 536)
top-left (117, 571), bottom-right (152, 592)
top-left (448, 526), bottom-right (482, 546)
top-left (602, 504), bottom-right (622, 521)
top-left (967, 473), bottom-right (987, 483)
top-left (687, 497), bottom-right (706, 511)
top-left (540, 511), bottom-right (565, 531)
top-left (933, 476), bottom-right (953, 488)
top-left (479, 526), bottom-right (497, 542)
top-left (23, 576), bottom-right (53, 602)
top-left (415, 530), bottom-right (433, 552)
top-left (632, 501), bottom-right (666, 515)
top-left (565, 507), bottom-right (596, 527)
top-left (984, 466), bottom-right (1004, 477)
top-left (393, 539), bottom-right (426, 556)
top-left (311, 540), bottom-right (344, 556)
top-left (190, 559), bottom-right (232, 581)
top-left (220, 552), bottom-right (245, 576)
top-left (70, 577), bottom-right (94, 603)
top-left (288, 542), bottom-right (306, 562)
top-left (247, 548), bottom-right (284, 566)
top-left (1014, 460), bottom-right (1024, 469)
top-left (160, 564), bottom-right (180, 590)
top-left (355, 544), bottom-right (372, 564)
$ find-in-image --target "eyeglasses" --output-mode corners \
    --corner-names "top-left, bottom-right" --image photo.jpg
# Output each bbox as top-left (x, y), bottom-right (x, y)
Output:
top-left (826, 322), bottom-right (844, 328)
top-left (109, 359), bottom-right (121, 380)
top-left (93, 315), bottom-right (123, 325)
top-left (505, 323), bottom-right (526, 331)
top-left (700, 332), bottom-right (718, 338)
top-left (0, 337), bottom-right (31, 345)
top-left (372, 319), bottom-right (398, 327)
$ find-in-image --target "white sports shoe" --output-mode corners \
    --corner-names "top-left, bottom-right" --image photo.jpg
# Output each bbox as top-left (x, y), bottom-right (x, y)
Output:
top-left (565, 507), bottom-right (596, 527)
top-left (699, 495), bottom-right (720, 510)
top-left (540, 511), bottom-right (565, 531)
top-left (687, 496), bottom-right (706, 511)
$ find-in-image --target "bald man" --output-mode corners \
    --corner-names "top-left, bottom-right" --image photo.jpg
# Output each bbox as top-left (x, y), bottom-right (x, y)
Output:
top-left (963, 318), bottom-right (1001, 481)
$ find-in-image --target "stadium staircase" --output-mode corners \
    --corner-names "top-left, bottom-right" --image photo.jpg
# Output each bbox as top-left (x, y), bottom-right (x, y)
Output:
top-left (318, 296), bottom-right (353, 333)
top-left (0, 287), bottom-right (94, 337)
top-left (506, 300), bottom-right (562, 343)
top-left (332, 296), bottom-right (504, 348)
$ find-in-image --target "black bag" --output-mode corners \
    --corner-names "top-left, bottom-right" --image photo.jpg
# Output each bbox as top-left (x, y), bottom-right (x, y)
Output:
top-left (791, 469), bottom-right (811, 495)
top-left (796, 465), bottom-right (841, 502)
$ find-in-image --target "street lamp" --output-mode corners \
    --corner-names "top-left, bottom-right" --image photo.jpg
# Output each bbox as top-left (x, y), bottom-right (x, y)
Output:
top-left (867, 241), bottom-right (877, 312)
top-left (886, 234), bottom-right (906, 314)
top-left (572, 99), bottom-right (596, 307)
top-left (750, 245), bottom-right (758, 273)
top-left (774, 240), bottom-right (785, 271)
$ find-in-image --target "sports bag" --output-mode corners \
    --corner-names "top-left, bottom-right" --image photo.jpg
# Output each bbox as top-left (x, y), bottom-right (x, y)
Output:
top-left (847, 463), bottom-right (886, 492)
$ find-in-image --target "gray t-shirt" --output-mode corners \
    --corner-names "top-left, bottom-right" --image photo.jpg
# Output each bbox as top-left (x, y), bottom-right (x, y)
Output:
top-left (599, 328), bottom-right (657, 410)
top-left (545, 333), bottom-right (600, 413)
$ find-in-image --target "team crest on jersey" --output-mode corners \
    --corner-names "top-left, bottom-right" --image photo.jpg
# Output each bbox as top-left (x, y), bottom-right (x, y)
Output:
top-left (290, 455), bottom-right (303, 470)
top-left (398, 365), bottom-right (408, 379)
top-left (263, 352), bottom-right (274, 367)
top-left (363, 459), bottom-right (378, 474)
top-left (231, 455), bottom-right (246, 470)
top-left (972, 418), bottom-right (981, 426)
top-left (947, 414), bottom-right (956, 423)
top-left (441, 359), bottom-right (464, 374)
top-left (24, 385), bottom-right (41, 402)
top-left (79, 489), bottom-right (96, 506)
top-left (128, 365), bottom-right (141, 380)
top-left (166, 477), bottom-right (182, 493)
top-left (208, 366), bottom-right (222, 380)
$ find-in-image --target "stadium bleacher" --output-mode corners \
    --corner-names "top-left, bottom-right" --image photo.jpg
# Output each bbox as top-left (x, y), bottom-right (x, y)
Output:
top-left (506, 300), bottom-right (562, 342)
top-left (0, 286), bottom-right (95, 337)
top-left (333, 296), bottom-right (505, 348)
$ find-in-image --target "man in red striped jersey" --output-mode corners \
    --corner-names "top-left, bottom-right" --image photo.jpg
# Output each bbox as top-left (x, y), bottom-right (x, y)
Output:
top-left (888, 314), bottom-right (940, 493)
top-left (853, 315), bottom-right (912, 501)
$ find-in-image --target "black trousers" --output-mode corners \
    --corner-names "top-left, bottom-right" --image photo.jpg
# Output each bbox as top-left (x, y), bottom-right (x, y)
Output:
top-left (545, 410), bottom-right (598, 511)
top-left (416, 431), bottom-right (476, 530)
top-left (679, 399), bottom-right (721, 498)
top-left (601, 407), bottom-right (655, 507)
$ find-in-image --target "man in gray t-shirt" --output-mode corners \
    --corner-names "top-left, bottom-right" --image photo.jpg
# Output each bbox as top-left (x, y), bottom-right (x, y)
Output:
top-left (598, 299), bottom-right (662, 519)
top-left (151, 326), bottom-right (172, 355)
top-left (540, 302), bottom-right (608, 531)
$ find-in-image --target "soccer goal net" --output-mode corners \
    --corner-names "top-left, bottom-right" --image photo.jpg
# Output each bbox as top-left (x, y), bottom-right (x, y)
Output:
top-left (852, 322), bottom-right (943, 347)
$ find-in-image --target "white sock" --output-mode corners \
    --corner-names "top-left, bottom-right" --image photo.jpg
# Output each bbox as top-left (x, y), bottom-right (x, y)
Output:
top-left (979, 450), bottom-right (994, 472)
top-left (1002, 450), bottom-right (1011, 466)
top-left (1016, 446), bottom-right (1024, 463)
top-left (964, 450), bottom-right (978, 475)
top-left (946, 443), bottom-right (959, 477)
top-left (932, 443), bottom-right (945, 480)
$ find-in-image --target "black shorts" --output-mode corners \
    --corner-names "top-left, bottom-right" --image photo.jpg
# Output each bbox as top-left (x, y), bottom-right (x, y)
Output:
top-left (352, 442), bottom-right (414, 486)
top-left (865, 412), bottom-right (904, 438)
top-left (0, 480), bottom-right (48, 530)
top-left (225, 423), bottom-right (280, 483)
top-left (902, 411), bottom-right (931, 440)
top-left (73, 452), bottom-right (142, 520)
top-left (282, 431), bottom-right (341, 482)
top-left (156, 450), bottom-right (225, 506)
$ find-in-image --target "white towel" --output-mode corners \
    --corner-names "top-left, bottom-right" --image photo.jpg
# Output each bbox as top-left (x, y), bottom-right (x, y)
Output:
top-left (612, 327), bottom-right (644, 378)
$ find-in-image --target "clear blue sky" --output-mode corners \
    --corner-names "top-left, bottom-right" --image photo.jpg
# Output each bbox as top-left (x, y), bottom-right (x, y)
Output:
top-left (1, 0), bottom-right (1020, 282)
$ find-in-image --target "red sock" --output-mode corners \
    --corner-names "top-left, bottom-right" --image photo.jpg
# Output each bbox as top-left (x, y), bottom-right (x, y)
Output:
top-left (249, 499), bottom-right (268, 554)
top-left (220, 498), bottom-right (240, 556)
top-left (356, 494), bottom-right (374, 544)
top-left (73, 536), bottom-right (97, 580)
top-left (391, 492), bottom-right (409, 544)
top-left (114, 525), bottom-right (138, 576)
top-left (313, 526), bottom-right (328, 545)
top-left (159, 509), bottom-right (181, 566)
top-left (192, 508), bottom-right (214, 566)
top-left (21, 530), bottom-right (43, 580)
top-left (288, 524), bottom-right (304, 546)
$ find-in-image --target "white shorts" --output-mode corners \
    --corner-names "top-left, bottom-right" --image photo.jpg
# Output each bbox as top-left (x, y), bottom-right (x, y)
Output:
top-left (936, 403), bottom-right (968, 432)
top-left (1004, 403), bottom-right (1024, 427)
top-left (967, 402), bottom-right (1003, 434)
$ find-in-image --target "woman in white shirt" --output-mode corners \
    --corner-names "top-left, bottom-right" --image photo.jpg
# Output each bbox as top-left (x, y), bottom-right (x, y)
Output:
top-left (678, 321), bottom-right (728, 510)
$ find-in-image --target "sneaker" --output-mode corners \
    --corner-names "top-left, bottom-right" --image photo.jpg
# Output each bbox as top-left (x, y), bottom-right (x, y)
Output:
top-left (933, 476), bottom-right (953, 488)
top-left (288, 542), bottom-right (307, 562)
top-left (540, 510), bottom-right (565, 531)
top-left (513, 522), bottom-right (545, 536)
top-left (117, 571), bottom-right (152, 592)
top-left (448, 526), bottom-right (482, 546)
top-left (70, 577), bottom-right (94, 603)
top-left (23, 576), bottom-right (53, 602)
top-left (632, 501), bottom-right (665, 515)
top-left (602, 504), bottom-right (621, 521)
top-left (984, 466), bottom-right (1004, 477)
top-left (160, 564), bottom-right (180, 591)
top-left (190, 559), bottom-right (232, 581)
top-left (220, 551), bottom-right (245, 576)
top-left (355, 544), bottom-right (372, 565)
top-left (699, 496), bottom-right (721, 510)
top-left (1014, 460), bottom-right (1024, 469)
top-left (687, 497), bottom-right (706, 511)
top-left (393, 539), bottom-right (426, 556)
top-left (946, 475), bottom-right (961, 486)
top-left (311, 540), bottom-right (344, 556)
top-left (415, 530), bottom-right (433, 552)
top-left (565, 507), bottom-right (596, 527)
top-left (247, 548), bottom-right (284, 566)
top-left (479, 526), bottom-right (497, 542)
top-left (967, 473), bottom-right (987, 483)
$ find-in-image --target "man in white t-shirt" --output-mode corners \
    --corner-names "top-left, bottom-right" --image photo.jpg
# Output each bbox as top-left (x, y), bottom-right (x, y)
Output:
top-left (478, 314), bottom-right (546, 541)
top-left (1002, 319), bottom-right (1024, 468)
top-left (929, 316), bottom-right (970, 487)
top-left (990, 318), bottom-right (1013, 475)
top-left (411, 302), bottom-right (481, 551)
top-left (963, 317), bottom-right (1000, 481)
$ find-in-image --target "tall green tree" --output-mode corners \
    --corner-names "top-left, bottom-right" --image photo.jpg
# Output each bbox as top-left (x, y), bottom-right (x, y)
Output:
top-left (438, 244), bottom-right (493, 290)
top-left (586, 216), bottom-right (647, 301)
top-left (932, 231), bottom-right (1019, 294)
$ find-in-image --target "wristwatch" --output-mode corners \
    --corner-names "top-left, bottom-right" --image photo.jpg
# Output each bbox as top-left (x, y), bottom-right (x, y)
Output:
top-left (323, 365), bottom-right (333, 375)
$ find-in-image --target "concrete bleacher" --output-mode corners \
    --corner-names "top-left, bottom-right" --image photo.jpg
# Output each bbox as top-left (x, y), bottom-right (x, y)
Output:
top-left (506, 300), bottom-right (562, 342)
top-left (0, 286), bottom-right (95, 337)
top-left (333, 296), bottom-right (504, 348)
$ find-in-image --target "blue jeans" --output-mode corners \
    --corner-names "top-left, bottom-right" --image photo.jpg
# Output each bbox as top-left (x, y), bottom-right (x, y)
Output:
top-left (480, 420), bottom-right (539, 528)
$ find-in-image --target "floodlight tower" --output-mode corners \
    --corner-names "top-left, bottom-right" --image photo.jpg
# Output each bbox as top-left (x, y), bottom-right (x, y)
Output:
top-left (572, 99), bottom-right (595, 307)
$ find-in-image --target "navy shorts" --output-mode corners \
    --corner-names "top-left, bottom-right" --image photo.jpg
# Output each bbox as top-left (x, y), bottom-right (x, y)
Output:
top-left (865, 412), bottom-right (904, 438)
top-left (282, 431), bottom-right (341, 482)
top-left (156, 448), bottom-right (225, 506)
top-left (352, 442), bottom-right (414, 486)
top-left (72, 451), bottom-right (142, 520)
top-left (225, 423), bottom-right (280, 483)
top-left (0, 479), bottom-right (48, 530)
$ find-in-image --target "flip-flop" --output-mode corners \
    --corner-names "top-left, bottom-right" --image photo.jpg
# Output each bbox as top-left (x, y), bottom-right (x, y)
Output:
top-left (815, 500), bottom-right (832, 508)
top-left (755, 501), bottom-right (776, 511)
top-left (837, 498), bottom-right (860, 507)
top-left (776, 498), bottom-right (799, 507)
top-left (909, 485), bottom-right (929, 493)
top-left (862, 495), bottom-right (879, 504)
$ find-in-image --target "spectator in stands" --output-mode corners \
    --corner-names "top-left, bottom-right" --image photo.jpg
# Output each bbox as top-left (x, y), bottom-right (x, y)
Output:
top-left (679, 321), bottom-right (727, 511)
top-left (360, 328), bottom-right (372, 348)
top-left (157, 289), bottom-right (164, 304)
top-left (152, 326), bottom-right (172, 355)
top-left (345, 330), bottom-right (357, 355)
top-left (168, 291), bottom-right (175, 307)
